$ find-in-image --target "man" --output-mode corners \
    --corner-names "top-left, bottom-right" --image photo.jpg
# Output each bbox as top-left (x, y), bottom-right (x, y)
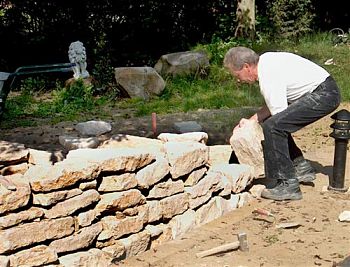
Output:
top-left (224, 47), bottom-right (341, 201)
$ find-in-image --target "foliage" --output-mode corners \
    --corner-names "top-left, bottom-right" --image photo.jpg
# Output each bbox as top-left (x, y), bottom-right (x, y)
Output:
top-left (262, 0), bottom-right (315, 39)
top-left (2, 33), bottom-right (350, 129)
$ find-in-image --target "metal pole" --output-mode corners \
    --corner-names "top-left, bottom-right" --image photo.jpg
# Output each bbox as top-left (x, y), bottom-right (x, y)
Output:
top-left (329, 139), bottom-right (348, 191)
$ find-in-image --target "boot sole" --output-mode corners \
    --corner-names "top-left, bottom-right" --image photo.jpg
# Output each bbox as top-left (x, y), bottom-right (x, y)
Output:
top-left (261, 191), bottom-right (302, 201)
top-left (297, 173), bottom-right (316, 183)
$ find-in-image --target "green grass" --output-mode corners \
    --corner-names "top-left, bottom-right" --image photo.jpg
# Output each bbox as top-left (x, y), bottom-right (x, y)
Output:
top-left (1, 32), bottom-right (350, 128)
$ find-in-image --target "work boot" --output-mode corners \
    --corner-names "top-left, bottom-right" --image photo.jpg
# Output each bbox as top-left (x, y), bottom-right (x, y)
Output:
top-left (261, 179), bottom-right (302, 201)
top-left (293, 156), bottom-right (316, 183)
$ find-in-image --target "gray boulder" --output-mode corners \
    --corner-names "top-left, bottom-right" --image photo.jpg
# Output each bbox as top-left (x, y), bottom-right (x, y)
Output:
top-left (114, 67), bottom-right (165, 100)
top-left (154, 51), bottom-right (210, 78)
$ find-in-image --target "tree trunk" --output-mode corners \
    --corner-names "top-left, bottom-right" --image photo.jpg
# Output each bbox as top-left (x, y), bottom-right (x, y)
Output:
top-left (235, 0), bottom-right (255, 39)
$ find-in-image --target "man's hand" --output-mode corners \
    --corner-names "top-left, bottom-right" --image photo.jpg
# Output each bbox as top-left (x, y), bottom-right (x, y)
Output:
top-left (233, 118), bottom-right (250, 132)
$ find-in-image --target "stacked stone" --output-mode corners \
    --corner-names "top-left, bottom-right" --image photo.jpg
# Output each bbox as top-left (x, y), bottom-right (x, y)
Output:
top-left (0, 139), bottom-right (254, 267)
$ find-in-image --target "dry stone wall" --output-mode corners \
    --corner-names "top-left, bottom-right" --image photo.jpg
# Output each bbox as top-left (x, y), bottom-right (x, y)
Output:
top-left (0, 139), bottom-right (254, 267)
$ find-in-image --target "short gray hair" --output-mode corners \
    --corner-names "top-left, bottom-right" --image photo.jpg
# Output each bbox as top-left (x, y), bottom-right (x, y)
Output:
top-left (223, 47), bottom-right (259, 71)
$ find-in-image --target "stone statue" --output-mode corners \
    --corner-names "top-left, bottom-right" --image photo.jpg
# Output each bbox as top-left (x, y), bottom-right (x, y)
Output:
top-left (68, 41), bottom-right (90, 79)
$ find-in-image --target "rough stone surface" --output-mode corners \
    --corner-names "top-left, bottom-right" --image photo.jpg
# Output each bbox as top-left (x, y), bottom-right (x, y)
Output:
top-left (44, 189), bottom-right (100, 219)
top-left (0, 174), bottom-right (31, 215)
top-left (0, 217), bottom-right (74, 253)
top-left (59, 135), bottom-right (100, 150)
top-left (229, 120), bottom-right (264, 177)
top-left (99, 134), bottom-right (163, 154)
top-left (0, 141), bottom-right (29, 165)
top-left (119, 231), bottom-right (151, 258)
top-left (58, 248), bottom-right (114, 267)
top-left (210, 163), bottom-right (254, 193)
top-left (147, 179), bottom-right (184, 199)
top-left (32, 188), bottom-right (83, 207)
top-left (173, 121), bottom-right (203, 133)
top-left (183, 166), bottom-right (207, 187)
top-left (158, 132), bottom-right (208, 144)
top-left (96, 189), bottom-right (145, 213)
top-left (9, 245), bottom-right (57, 267)
top-left (75, 120), bottom-right (112, 136)
top-left (115, 67), bottom-right (165, 100)
top-left (154, 51), bottom-right (210, 78)
top-left (50, 222), bottom-right (102, 254)
top-left (98, 173), bottom-right (137, 192)
top-left (0, 207), bottom-right (44, 229)
top-left (164, 141), bottom-right (209, 178)
top-left (135, 156), bottom-right (170, 189)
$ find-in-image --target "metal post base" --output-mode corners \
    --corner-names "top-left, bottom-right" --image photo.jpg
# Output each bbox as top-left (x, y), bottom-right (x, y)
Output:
top-left (327, 185), bottom-right (348, 192)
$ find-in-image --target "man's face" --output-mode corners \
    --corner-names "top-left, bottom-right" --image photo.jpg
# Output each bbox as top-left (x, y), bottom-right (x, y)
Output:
top-left (230, 63), bottom-right (256, 84)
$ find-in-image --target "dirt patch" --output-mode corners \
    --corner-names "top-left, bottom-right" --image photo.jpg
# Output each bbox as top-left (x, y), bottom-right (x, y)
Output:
top-left (1, 103), bottom-right (350, 267)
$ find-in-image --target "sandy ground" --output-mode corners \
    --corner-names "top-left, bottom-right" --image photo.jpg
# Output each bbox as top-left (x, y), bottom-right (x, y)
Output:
top-left (1, 103), bottom-right (350, 267)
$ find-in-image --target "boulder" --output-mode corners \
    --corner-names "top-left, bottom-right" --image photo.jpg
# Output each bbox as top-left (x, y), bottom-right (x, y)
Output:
top-left (114, 67), bottom-right (165, 100)
top-left (154, 51), bottom-right (210, 78)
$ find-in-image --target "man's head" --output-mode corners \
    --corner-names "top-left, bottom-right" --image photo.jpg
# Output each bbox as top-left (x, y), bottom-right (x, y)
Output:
top-left (223, 47), bottom-right (259, 83)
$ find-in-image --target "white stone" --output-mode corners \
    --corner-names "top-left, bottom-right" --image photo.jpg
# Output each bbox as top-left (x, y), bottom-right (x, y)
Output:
top-left (158, 132), bottom-right (208, 144)
top-left (338, 211), bottom-right (350, 222)
top-left (59, 135), bottom-right (100, 150)
top-left (229, 120), bottom-right (264, 177)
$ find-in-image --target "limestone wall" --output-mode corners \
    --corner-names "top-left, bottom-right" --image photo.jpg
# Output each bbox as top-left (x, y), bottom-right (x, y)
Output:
top-left (0, 140), bottom-right (254, 267)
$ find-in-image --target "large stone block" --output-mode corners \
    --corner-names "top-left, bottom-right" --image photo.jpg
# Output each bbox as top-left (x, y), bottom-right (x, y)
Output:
top-left (229, 120), bottom-right (264, 177)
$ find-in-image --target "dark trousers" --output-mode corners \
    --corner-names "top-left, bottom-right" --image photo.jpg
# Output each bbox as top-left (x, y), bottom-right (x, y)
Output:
top-left (262, 76), bottom-right (341, 181)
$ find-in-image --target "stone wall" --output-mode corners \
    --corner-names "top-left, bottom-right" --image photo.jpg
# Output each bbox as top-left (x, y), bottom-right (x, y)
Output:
top-left (0, 139), bottom-right (254, 267)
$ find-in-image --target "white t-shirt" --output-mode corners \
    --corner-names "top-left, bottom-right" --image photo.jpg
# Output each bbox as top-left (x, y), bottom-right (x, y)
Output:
top-left (257, 52), bottom-right (330, 115)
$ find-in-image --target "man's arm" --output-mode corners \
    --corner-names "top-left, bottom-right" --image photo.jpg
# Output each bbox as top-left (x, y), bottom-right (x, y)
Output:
top-left (250, 105), bottom-right (271, 123)
top-left (233, 105), bottom-right (271, 131)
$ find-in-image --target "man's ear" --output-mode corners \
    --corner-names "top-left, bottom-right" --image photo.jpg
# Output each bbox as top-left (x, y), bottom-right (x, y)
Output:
top-left (243, 63), bottom-right (250, 69)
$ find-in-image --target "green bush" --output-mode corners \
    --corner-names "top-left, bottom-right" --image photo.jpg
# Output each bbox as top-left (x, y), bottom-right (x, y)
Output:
top-left (267, 0), bottom-right (315, 39)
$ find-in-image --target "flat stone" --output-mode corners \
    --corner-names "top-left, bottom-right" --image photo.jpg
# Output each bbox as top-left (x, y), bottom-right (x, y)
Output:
top-left (173, 121), bottom-right (202, 133)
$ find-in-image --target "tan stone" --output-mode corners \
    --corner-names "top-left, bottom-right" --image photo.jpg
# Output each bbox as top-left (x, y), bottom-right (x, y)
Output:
top-left (79, 180), bottom-right (97, 190)
top-left (210, 163), bottom-right (254, 193)
top-left (147, 201), bottom-right (162, 223)
top-left (102, 242), bottom-right (125, 260)
top-left (45, 189), bottom-right (100, 219)
top-left (9, 245), bottom-right (57, 267)
top-left (183, 166), bottom-right (207, 186)
top-left (100, 215), bottom-right (144, 240)
top-left (28, 160), bottom-right (100, 192)
top-left (229, 120), bottom-right (264, 177)
top-left (96, 189), bottom-right (145, 213)
top-left (208, 145), bottom-right (232, 166)
top-left (0, 163), bottom-right (28, 176)
top-left (0, 207), bottom-right (44, 229)
top-left (58, 248), bottom-right (114, 267)
top-left (66, 148), bottom-right (155, 172)
top-left (164, 141), bottom-right (209, 178)
top-left (0, 255), bottom-right (9, 267)
top-left (50, 222), bottom-right (102, 254)
top-left (0, 174), bottom-right (31, 215)
top-left (33, 188), bottom-right (83, 207)
top-left (98, 173), bottom-right (137, 192)
top-left (147, 179), bottom-right (184, 199)
top-left (158, 132), bottom-right (208, 144)
top-left (99, 134), bottom-right (163, 155)
top-left (160, 193), bottom-right (189, 219)
top-left (135, 155), bottom-right (170, 189)
top-left (195, 198), bottom-right (220, 225)
top-left (0, 217), bottom-right (74, 253)
top-left (169, 209), bottom-right (196, 239)
top-left (28, 148), bottom-right (65, 166)
top-left (119, 230), bottom-right (151, 257)
top-left (77, 209), bottom-right (99, 227)
top-left (0, 141), bottom-right (29, 165)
